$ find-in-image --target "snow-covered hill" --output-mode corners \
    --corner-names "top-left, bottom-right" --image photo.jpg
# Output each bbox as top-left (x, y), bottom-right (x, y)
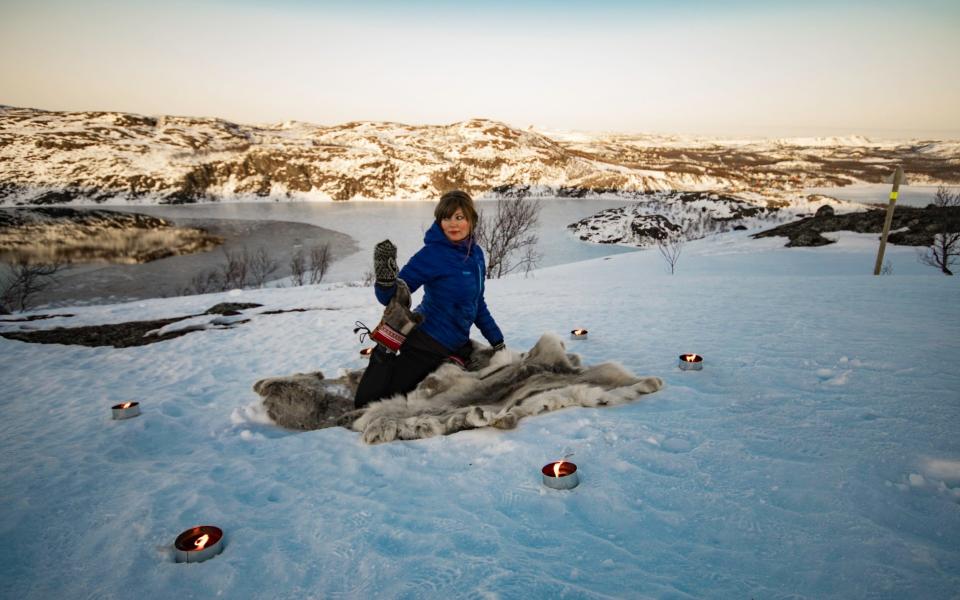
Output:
top-left (1, 233), bottom-right (958, 598)
top-left (2, 106), bottom-right (957, 206)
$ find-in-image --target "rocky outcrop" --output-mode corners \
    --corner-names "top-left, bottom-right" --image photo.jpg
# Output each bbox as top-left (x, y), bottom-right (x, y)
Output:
top-left (567, 191), bottom-right (792, 246)
top-left (0, 206), bottom-right (168, 229)
top-left (204, 302), bottom-right (263, 316)
top-left (1, 314), bottom-right (203, 348)
top-left (0, 207), bottom-right (223, 263)
top-left (752, 205), bottom-right (960, 247)
top-left (0, 303), bottom-right (294, 347)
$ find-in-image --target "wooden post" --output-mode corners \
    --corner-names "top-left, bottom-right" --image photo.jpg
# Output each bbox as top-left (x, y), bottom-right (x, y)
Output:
top-left (873, 165), bottom-right (903, 275)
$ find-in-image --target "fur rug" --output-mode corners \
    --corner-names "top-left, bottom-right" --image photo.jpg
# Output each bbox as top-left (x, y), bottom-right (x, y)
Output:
top-left (253, 332), bottom-right (664, 444)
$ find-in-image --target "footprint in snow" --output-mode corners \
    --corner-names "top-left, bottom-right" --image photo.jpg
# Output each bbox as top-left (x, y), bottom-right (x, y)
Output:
top-left (660, 437), bottom-right (694, 453)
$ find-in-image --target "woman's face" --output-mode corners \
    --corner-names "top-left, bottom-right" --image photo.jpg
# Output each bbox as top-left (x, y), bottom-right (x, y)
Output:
top-left (441, 208), bottom-right (471, 243)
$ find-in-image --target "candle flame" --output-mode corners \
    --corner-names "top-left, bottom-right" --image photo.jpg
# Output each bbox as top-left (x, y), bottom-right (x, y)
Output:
top-left (684, 354), bottom-right (698, 362)
top-left (120, 402), bottom-right (133, 409)
top-left (553, 461), bottom-right (563, 478)
top-left (572, 329), bottom-right (586, 335)
top-left (194, 533), bottom-right (210, 550)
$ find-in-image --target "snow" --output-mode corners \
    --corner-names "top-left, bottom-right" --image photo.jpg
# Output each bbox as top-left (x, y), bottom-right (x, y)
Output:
top-left (2, 228), bottom-right (959, 598)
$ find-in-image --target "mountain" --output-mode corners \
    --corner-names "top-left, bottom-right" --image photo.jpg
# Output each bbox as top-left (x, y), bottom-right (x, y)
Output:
top-left (1, 105), bottom-right (957, 206)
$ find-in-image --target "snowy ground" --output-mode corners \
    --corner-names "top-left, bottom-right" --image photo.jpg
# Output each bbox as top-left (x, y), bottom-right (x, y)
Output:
top-left (1, 230), bottom-right (959, 599)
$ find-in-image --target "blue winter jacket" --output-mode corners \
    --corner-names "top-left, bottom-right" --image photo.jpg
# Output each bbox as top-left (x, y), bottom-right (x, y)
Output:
top-left (375, 222), bottom-right (504, 352)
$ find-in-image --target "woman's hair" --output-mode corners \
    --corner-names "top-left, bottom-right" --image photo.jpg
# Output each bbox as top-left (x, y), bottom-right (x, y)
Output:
top-left (434, 190), bottom-right (478, 233)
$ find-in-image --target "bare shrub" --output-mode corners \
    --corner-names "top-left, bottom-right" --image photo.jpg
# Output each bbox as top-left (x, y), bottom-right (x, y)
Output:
top-left (179, 268), bottom-right (222, 296)
top-left (362, 269), bottom-right (375, 287)
top-left (309, 243), bottom-right (332, 284)
top-left (0, 253), bottom-right (66, 313)
top-left (475, 197), bottom-right (542, 278)
top-left (249, 246), bottom-right (279, 288)
top-left (657, 232), bottom-right (684, 275)
top-left (919, 186), bottom-right (960, 276)
top-left (290, 249), bottom-right (306, 286)
top-left (219, 246), bottom-right (250, 290)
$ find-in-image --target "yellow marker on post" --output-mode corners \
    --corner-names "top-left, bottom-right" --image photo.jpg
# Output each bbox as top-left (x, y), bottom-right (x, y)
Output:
top-left (873, 166), bottom-right (903, 275)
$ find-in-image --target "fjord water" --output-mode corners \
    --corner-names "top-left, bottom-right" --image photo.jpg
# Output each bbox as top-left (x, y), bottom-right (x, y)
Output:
top-left (109, 198), bottom-right (639, 283)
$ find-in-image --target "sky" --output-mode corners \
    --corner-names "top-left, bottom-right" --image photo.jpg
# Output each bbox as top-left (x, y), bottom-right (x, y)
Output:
top-left (1, 0), bottom-right (959, 138)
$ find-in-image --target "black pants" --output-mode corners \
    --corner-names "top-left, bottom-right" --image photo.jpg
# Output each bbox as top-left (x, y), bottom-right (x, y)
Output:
top-left (354, 328), bottom-right (466, 409)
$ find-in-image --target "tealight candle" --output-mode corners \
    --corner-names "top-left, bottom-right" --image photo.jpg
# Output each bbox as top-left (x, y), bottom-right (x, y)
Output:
top-left (678, 354), bottom-right (703, 371)
top-left (174, 525), bottom-right (225, 563)
top-left (542, 460), bottom-right (580, 490)
top-left (570, 329), bottom-right (588, 340)
top-left (111, 401), bottom-right (141, 420)
top-left (359, 347), bottom-right (375, 358)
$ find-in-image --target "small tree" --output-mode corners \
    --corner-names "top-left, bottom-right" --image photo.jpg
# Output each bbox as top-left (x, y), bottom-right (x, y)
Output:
top-left (0, 253), bottom-right (66, 312)
top-left (475, 197), bottom-right (542, 278)
top-left (361, 268), bottom-right (375, 287)
top-left (657, 232), bottom-right (684, 275)
top-left (249, 246), bottom-right (278, 288)
top-left (181, 268), bottom-right (222, 296)
top-left (219, 246), bottom-right (250, 290)
top-left (309, 243), bottom-right (332, 284)
top-left (290, 249), bottom-right (306, 286)
top-left (919, 186), bottom-right (960, 275)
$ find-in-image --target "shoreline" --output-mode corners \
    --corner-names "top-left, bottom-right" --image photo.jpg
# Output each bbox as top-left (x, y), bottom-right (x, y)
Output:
top-left (29, 216), bottom-right (359, 309)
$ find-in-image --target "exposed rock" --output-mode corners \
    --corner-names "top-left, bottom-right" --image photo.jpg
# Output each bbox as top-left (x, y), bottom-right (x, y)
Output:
top-left (628, 215), bottom-right (682, 243)
top-left (752, 205), bottom-right (960, 247)
top-left (204, 302), bottom-right (263, 316)
top-left (0, 206), bottom-right (168, 229)
top-left (0, 313), bottom-right (74, 322)
top-left (0, 207), bottom-right (223, 264)
top-left (816, 205), bottom-right (835, 217)
top-left (0, 305), bottom-right (325, 347)
top-left (0, 315), bottom-right (197, 348)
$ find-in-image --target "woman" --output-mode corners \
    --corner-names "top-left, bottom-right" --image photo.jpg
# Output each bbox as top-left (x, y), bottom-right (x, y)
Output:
top-left (354, 190), bottom-right (505, 408)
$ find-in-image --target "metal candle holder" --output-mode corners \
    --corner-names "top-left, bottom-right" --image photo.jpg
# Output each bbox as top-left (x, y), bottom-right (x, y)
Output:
top-left (111, 402), bottom-right (141, 420)
top-left (542, 461), bottom-right (580, 490)
top-left (174, 525), bottom-right (225, 563)
top-left (679, 354), bottom-right (703, 370)
top-left (570, 329), bottom-right (588, 341)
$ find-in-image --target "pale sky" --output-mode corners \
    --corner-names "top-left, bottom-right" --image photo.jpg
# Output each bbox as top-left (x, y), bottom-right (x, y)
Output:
top-left (1, 0), bottom-right (959, 138)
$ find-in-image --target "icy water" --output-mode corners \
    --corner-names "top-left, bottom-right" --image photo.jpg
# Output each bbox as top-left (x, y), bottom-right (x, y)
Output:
top-left (107, 198), bottom-right (639, 283)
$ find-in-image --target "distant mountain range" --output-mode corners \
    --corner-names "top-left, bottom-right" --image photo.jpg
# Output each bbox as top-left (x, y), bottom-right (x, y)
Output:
top-left (1, 105), bottom-right (957, 206)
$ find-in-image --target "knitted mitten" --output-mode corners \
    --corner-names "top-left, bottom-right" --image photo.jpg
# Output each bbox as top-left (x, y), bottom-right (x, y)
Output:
top-left (373, 239), bottom-right (398, 287)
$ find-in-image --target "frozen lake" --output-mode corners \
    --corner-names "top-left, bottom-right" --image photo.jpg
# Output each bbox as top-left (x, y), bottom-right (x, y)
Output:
top-left (108, 198), bottom-right (640, 283)
top-left (45, 188), bottom-right (957, 306)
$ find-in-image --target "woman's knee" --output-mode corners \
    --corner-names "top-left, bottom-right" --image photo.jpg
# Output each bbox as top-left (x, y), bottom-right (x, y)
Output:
top-left (353, 346), bottom-right (396, 408)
